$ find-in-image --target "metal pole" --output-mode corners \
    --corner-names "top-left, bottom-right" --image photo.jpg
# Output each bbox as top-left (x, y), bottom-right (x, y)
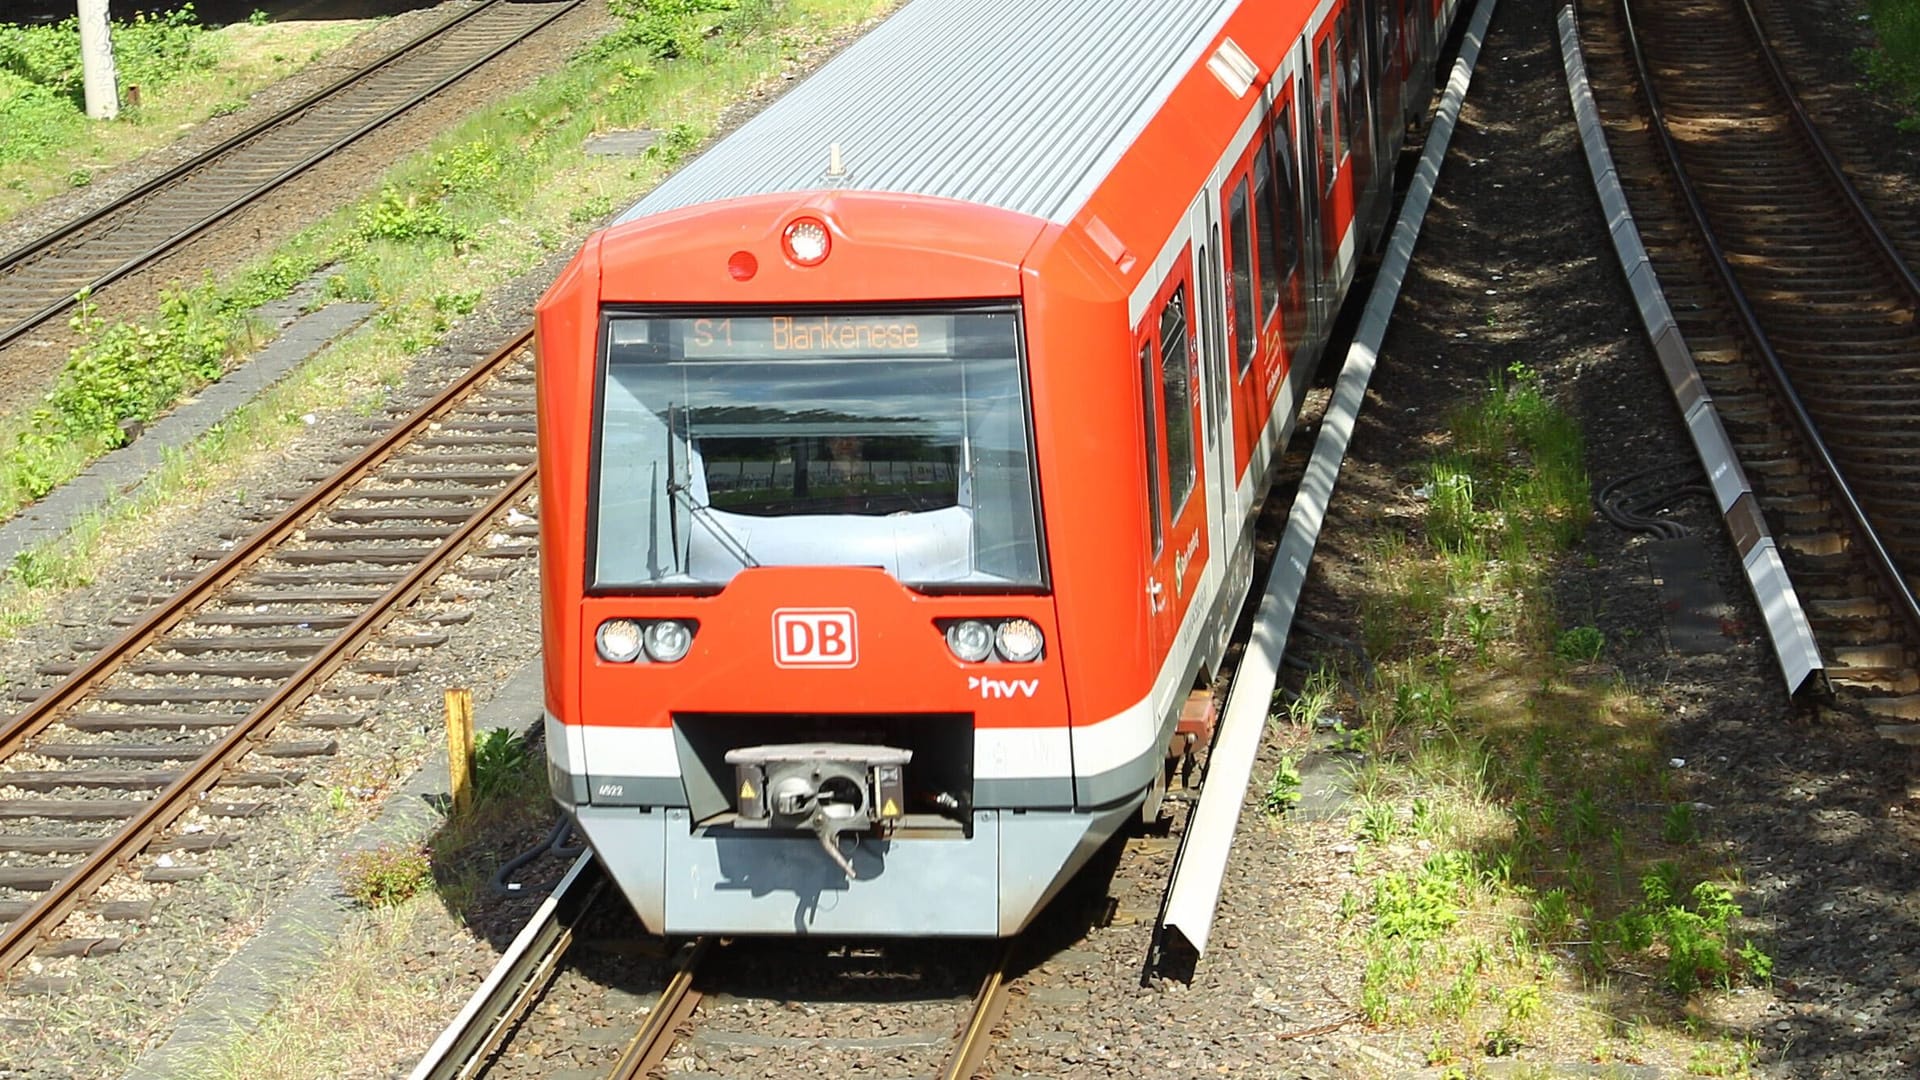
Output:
top-left (77, 0), bottom-right (120, 120)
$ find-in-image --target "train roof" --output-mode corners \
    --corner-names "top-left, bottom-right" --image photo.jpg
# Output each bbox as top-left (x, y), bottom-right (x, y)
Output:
top-left (618, 0), bottom-right (1243, 227)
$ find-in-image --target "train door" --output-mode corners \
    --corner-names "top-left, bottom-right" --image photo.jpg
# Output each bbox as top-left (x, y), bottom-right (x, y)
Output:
top-left (1188, 194), bottom-right (1237, 614)
top-left (1140, 274), bottom-right (1206, 655)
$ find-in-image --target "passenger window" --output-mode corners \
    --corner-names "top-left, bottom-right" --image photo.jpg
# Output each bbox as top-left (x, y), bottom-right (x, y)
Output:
top-left (1252, 148), bottom-right (1282, 327)
top-left (1227, 178), bottom-right (1256, 377)
top-left (1316, 36), bottom-right (1337, 195)
top-left (1160, 285), bottom-right (1196, 514)
top-left (1341, 6), bottom-right (1364, 149)
top-left (1272, 103), bottom-right (1301, 280)
top-left (1140, 341), bottom-right (1163, 555)
top-left (1333, 12), bottom-right (1352, 166)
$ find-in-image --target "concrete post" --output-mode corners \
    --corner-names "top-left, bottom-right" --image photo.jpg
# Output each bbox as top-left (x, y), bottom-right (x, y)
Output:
top-left (77, 0), bottom-right (120, 121)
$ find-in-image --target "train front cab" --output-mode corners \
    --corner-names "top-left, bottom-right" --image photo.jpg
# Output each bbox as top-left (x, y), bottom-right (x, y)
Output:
top-left (537, 196), bottom-right (1159, 938)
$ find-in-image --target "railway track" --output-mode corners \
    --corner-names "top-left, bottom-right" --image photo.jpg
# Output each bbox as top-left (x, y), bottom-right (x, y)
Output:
top-left (0, 332), bottom-right (539, 988)
top-left (416, 868), bottom-right (1021, 1080)
top-left (1578, 0), bottom-right (1920, 726)
top-left (0, 0), bottom-right (583, 354)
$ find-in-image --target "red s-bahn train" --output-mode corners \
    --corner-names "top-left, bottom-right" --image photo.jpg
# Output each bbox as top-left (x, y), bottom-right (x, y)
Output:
top-left (537, 0), bottom-right (1464, 936)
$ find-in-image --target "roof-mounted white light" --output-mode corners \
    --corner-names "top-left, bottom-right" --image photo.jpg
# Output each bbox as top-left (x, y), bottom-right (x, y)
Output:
top-left (1206, 38), bottom-right (1259, 98)
top-left (782, 218), bottom-right (831, 266)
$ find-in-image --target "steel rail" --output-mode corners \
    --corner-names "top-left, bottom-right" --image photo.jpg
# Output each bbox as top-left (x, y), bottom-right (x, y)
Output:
top-left (0, 329), bottom-right (530, 758)
top-left (0, 463), bottom-right (536, 973)
top-left (607, 938), bottom-right (713, 1080)
top-left (1617, 0), bottom-right (1920, 650)
top-left (409, 852), bottom-right (602, 1080)
top-left (0, 0), bottom-right (583, 353)
top-left (1737, 0), bottom-right (1920, 310)
top-left (0, 331), bottom-right (533, 974)
top-left (936, 941), bottom-right (1016, 1080)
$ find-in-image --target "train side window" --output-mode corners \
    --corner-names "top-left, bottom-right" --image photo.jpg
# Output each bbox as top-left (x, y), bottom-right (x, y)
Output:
top-left (1316, 35), bottom-right (1337, 195)
top-left (1227, 178), bottom-right (1256, 377)
top-left (1160, 284), bottom-right (1197, 514)
top-left (1340, 5), bottom-right (1364, 152)
top-left (1252, 146), bottom-right (1282, 327)
top-left (1333, 9), bottom-right (1353, 169)
top-left (1140, 340), bottom-right (1164, 556)
top-left (1271, 102), bottom-right (1302, 280)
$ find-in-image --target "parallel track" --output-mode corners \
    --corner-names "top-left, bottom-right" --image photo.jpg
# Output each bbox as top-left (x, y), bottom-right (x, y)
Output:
top-left (0, 0), bottom-right (583, 353)
top-left (1581, 0), bottom-right (1920, 723)
top-left (0, 333), bottom-right (540, 984)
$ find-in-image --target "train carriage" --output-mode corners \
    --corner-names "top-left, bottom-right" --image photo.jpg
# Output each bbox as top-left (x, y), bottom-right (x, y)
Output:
top-left (537, 0), bottom-right (1463, 937)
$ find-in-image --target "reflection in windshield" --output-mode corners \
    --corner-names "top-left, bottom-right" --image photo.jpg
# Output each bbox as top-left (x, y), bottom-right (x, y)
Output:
top-left (591, 307), bottom-right (1042, 589)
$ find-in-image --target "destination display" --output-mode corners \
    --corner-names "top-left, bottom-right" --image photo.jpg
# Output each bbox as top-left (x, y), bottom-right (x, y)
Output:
top-left (680, 314), bottom-right (955, 360)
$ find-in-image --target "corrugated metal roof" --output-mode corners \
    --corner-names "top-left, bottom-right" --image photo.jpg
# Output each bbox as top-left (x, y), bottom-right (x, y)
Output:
top-left (618, 0), bottom-right (1240, 226)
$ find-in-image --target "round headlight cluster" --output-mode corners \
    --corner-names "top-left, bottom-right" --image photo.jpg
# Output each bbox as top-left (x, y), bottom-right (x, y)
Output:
top-left (944, 620), bottom-right (994, 662)
top-left (643, 619), bottom-right (693, 663)
top-left (994, 619), bottom-right (1045, 663)
top-left (942, 618), bottom-right (1045, 663)
top-left (595, 618), bottom-right (642, 663)
top-left (596, 618), bottom-right (695, 663)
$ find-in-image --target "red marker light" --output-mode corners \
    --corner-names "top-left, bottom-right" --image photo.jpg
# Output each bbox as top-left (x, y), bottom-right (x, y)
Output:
top-left (727, 250), bottom-right (758, 281)
top-left (782, 218), bottom-right (831, 266)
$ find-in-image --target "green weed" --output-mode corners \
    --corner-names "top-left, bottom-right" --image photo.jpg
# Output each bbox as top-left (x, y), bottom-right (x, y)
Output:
top-left (1555, 625), bottom-right (1605, 663)
top-left (338, 842), bottom-right (432, 907)
top-left (472, 728), bottom-right (533, 803)
top-left (1261, 753), bottom-right (1303, 814)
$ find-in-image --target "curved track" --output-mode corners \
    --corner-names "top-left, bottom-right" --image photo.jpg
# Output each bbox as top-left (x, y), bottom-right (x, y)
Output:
top-left (0, 334), bottom-right (539, 986)
top-left (1581, 0), bottom-right (1920, 724)
top-left (0, 0), bottom-right (583, 353)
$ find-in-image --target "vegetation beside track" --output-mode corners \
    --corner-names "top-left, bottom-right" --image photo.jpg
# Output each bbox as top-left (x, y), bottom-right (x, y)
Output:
top-left (1269, 367), bottom-right (1768, 1075)
top-left (1861, 0), bottom-right (1920, 128)
top-left (0, 0), bottom-right (891, 628)
top-left (0, 6), bottom-right (368, 221)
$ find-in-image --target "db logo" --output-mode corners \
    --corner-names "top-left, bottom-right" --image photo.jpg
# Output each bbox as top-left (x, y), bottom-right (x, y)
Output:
top-left (772, 608), bottom-right (858, 668)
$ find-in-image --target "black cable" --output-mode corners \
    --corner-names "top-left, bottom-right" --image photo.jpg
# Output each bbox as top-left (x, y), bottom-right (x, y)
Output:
top-left (489, 814), bottom-right (580, 896)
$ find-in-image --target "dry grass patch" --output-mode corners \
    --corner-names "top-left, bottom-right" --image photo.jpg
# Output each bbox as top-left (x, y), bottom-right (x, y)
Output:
top-left (179, 903), bottom-right (455, 1080)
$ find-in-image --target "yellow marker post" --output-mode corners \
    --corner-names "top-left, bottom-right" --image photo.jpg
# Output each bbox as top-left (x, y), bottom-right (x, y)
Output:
top-left (445, 688), bottom-right (474, 816)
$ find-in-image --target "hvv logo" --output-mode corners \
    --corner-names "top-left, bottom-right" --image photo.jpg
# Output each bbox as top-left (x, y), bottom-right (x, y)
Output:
top-left (772, 608), bottom-right (858, 668)
top-left (969, 675), bottom-right (1039, 699)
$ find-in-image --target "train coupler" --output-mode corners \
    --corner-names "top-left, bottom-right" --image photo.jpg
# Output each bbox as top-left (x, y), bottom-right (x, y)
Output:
top-left (725, 743), bottom-right (912, 879)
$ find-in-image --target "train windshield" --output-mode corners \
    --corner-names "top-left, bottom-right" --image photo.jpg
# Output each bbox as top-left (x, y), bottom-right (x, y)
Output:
top-left (590, 305), bottom-right (1043, 590)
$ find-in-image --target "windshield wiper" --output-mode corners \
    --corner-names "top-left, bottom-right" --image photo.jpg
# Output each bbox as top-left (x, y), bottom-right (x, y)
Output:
top-left (667, 479), bottom-right (760, 569)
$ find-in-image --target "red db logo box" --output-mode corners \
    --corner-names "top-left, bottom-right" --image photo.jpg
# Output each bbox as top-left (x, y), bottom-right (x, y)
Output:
top-left (772, 608), bottom-right (858, 668)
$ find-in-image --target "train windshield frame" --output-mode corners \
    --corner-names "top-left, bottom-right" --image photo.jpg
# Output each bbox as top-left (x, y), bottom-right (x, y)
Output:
top-left (587, 302), bottom-right (1046, 593)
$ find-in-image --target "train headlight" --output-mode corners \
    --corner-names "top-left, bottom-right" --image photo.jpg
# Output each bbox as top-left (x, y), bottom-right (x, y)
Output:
top-left (782, 217), bottom-right (831, 266)
top-left (595, 619), bottom-right (643, 663)
top-left (944, 620), bottom-right (994, 663)
top-left (642, 619), bottom-right (695, 663)
top-left (994, 619), bottom-right (1045, 663)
